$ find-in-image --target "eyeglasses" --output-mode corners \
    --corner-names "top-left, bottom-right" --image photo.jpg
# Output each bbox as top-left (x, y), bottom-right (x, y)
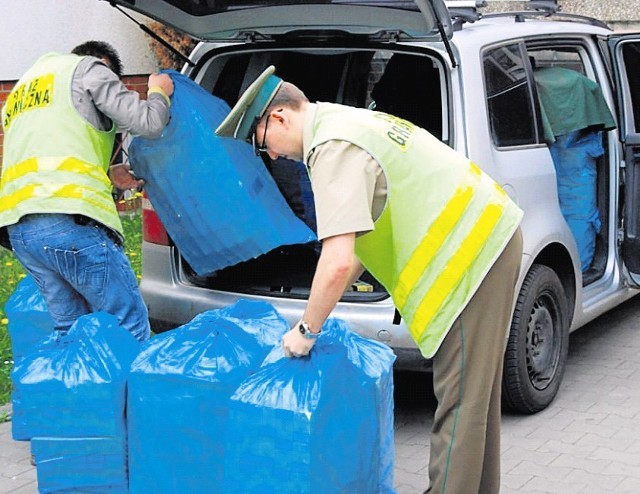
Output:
top-left (253, 114), bottom-right (270, 156)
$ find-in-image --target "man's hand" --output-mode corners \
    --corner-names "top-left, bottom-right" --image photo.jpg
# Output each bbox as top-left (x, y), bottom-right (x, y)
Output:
top-left (282, 321), bottom-right (316, 358)
top-left (109, 163), bottom-right (144, 190)
top-left (148, 73), bottom-right (174, 98)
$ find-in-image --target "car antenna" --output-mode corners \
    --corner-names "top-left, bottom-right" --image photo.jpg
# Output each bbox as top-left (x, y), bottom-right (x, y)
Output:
top-left (108, 2), bottom-right (195, 67)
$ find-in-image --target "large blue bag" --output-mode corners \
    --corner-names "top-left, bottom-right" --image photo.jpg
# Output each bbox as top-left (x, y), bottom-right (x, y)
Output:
top-left (11, 312), bottom-right (139, 492)
top-left (11, 312), bottom-right (139, 441)
top-left (5, 275), bottom-right (54, 364)
top-left (127, 299), bottom-right (288, 494)
top-left (31, 437), bottom-right (128, 493)
top-left (128, 71), bottom-right (316, 275)
top-left (550, 130), bottom-right (603, 271)
top-left (223, 318), bottom-right (397, 493)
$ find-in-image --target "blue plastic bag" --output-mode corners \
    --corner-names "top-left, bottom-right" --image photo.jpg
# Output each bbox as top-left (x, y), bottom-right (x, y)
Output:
top-left (31, 437), bottom-right (128, 493)
top-left (4, 275), bottom-right (54, 364)
top-left (127, 300), bottom-right (288, 494)
top-left (128, 70), bottom-right (316, 275)
top-left (11, 312), bottom-right (140, 441)
top-left (550, 130), bottom-right (603, 271)
top-left (223, 318), bottom-right (397, 494)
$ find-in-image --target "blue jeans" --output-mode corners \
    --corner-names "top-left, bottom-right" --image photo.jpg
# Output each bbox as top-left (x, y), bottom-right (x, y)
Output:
top-left (8, 214), bottom-right (150, 341)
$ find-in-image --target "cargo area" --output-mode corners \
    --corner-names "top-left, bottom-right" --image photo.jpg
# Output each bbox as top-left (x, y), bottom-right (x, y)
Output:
top-left (181, 47), bottom-right (446, 300)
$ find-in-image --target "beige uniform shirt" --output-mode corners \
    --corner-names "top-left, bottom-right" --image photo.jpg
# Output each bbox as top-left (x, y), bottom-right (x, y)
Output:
top-left (302, 104), bottom-right (387, 241)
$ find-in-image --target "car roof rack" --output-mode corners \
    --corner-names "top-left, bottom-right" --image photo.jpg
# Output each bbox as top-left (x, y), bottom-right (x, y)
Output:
top-left (445, 0), bottom-right (487, 31)
top-left (481, 0), bottom-right (610, 30)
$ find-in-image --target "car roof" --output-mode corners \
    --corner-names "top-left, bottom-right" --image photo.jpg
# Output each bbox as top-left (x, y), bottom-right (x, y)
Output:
top-left (451, 15), bottom-right (612, 48)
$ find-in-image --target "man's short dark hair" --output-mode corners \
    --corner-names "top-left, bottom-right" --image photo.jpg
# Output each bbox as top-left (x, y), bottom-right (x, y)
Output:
top-left (71, 41), bottom-right (123, 78)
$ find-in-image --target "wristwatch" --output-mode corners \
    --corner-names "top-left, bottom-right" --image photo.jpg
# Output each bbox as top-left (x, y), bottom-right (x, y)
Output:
top-left (299, 320), bottom-right (321, 339)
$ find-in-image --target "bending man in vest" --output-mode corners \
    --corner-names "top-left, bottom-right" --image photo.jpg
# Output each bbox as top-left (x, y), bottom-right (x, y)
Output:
top-left (217, 66), bottom-right (524, 494)
top-left (0, 41), bottom-right (174, 342)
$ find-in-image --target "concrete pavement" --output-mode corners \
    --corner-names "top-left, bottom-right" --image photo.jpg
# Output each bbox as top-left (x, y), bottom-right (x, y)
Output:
top-left (393, 296), bottom-right (640, 493)
top-left (2, 297), bottom-right (640, 493)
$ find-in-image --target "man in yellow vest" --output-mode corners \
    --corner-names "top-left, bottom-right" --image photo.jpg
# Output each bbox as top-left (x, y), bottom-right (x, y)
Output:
top-left (217, 66), bottom-right (524, 493)
top-left (0, 41), bottom-right (173, 342)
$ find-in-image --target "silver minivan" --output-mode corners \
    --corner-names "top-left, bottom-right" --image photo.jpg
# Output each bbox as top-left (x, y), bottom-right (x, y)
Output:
top-left (107, 0), bottom-right (640, 413)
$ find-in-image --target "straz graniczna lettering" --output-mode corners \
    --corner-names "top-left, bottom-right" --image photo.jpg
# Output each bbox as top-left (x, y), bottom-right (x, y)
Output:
top-left (373, 112), bottom-right (415, 150)
top-left (3, 74), bottom-right (54, 129)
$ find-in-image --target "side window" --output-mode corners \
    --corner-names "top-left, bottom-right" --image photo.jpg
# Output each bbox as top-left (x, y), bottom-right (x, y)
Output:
top-left (622, 42), bottom-right (640, 133)
top-left (483, 43), bottom-right (538, 147)
top-left (527, 47), bottom-right (597, 143)
top-left (528, 48), bottom-right (586, 74)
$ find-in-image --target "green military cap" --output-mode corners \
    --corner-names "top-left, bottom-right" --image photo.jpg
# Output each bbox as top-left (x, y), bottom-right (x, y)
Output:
top-left (215, 65), bottom-right (283, 141)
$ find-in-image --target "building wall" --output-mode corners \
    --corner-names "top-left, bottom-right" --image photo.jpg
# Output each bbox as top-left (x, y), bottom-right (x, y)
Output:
top-left (0, 0), bottom-right (159, 169)
top-left (0, 0), bottom-right (157, 80)
top-left (486, 0), bottom-right (640, 31)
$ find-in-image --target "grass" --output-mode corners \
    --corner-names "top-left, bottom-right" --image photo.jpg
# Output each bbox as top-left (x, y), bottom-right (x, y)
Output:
top-left (0, 210), bottom-right (143, 409)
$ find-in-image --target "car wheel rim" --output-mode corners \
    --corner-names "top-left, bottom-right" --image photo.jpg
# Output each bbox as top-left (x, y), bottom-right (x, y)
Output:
top-left (525, 291), bottom-right (561, 391)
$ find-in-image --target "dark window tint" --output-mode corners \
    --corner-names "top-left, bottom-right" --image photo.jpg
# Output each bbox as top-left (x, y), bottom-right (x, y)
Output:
top-left (622, 42), bottom-right (640, 133)
top-left (484, 43), bottom-right (537, 147)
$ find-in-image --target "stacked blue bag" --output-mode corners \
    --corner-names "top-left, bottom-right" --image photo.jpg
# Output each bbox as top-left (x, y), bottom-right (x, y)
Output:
top-left (534, 66), bottom-right (615, 273)
top-left (4, 275), bottom-right (54, 364)
top-left (11, 312), bottom-right (140, 492)
top-left (223, 318), bottom-right (397, 494)
top-left (127, 300), bottom-right (288, 494)
top-left (549, 130), bottom-right (603, 271)
top-left (128, 71), bottom-right (316, 275)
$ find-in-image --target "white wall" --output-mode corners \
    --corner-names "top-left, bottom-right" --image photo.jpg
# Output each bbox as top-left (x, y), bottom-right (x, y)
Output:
top-left (0, 0), bottom-right (158, 80)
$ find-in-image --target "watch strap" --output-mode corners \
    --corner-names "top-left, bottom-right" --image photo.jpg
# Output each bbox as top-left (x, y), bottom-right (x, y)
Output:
top-left (299, 320), bottom-right (321, 339)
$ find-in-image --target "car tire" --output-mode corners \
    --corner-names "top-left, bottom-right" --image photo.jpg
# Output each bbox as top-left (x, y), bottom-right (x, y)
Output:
top-left (502, 264), bottom-right (570, 414)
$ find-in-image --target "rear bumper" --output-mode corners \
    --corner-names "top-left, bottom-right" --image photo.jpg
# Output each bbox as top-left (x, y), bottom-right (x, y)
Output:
top-left (140, 242), bottom-right (424, 364)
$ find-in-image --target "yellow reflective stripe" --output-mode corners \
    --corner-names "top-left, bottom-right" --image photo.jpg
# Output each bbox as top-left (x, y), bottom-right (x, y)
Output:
top-left (0, 184), bottom-right (37, 212)
top-left (0, 183), bottom-right (115, 215)
top-left (51, 185), bottom-right (115, 214)
top-left (1, 158), bottom-right (38, 184)
top-left (1, 157), bottom-right (109, 188)
top-left (57, 157), bottom-right (111, 186)
top-left (494, 181), bottom-right (508, 197)
top-left (393, 186), bottom-right (473, 311)
top-left (408, 202), bottom-right (504, 342)
top-left (52, 184), bottom-right (84, 199)
top-left (469, 161), bottom-right (482, 177)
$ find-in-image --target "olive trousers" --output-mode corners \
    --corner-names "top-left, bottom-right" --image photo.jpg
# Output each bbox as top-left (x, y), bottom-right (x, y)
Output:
top-left (426, 228), bottom-right (523, 494)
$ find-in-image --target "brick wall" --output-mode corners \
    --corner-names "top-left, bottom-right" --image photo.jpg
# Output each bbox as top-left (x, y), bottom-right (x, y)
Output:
top-left (0, 75), bottom-right (150, 170)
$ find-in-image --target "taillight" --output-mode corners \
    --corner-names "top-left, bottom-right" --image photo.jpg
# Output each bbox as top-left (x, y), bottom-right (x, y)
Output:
top-left (141, 191), bottom-right (169, 245)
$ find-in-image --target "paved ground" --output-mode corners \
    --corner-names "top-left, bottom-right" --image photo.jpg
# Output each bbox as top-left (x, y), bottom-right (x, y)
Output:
top-left (1, 297), bottom-right (640, 493)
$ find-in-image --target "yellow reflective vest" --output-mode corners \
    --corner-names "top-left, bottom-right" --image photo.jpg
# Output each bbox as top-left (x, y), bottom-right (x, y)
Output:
top-left (307, 103), bottom-right (524, 358)
top-left (0, 53), bottom-right (119, 234)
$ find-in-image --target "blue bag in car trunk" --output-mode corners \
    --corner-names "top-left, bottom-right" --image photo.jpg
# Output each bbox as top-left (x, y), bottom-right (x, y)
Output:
top-left (128, 70), bottom-right (316, 276)
top-left (127, 299), bottom-right (288, 494)
top-left (5, 275), bottom-right (54, 364)
top-left (223, 318), bottom-right (397, 494)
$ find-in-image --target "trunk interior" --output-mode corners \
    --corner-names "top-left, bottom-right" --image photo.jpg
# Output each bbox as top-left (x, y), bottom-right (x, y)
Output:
top-left (181, 44), bottom-right (447, 300)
